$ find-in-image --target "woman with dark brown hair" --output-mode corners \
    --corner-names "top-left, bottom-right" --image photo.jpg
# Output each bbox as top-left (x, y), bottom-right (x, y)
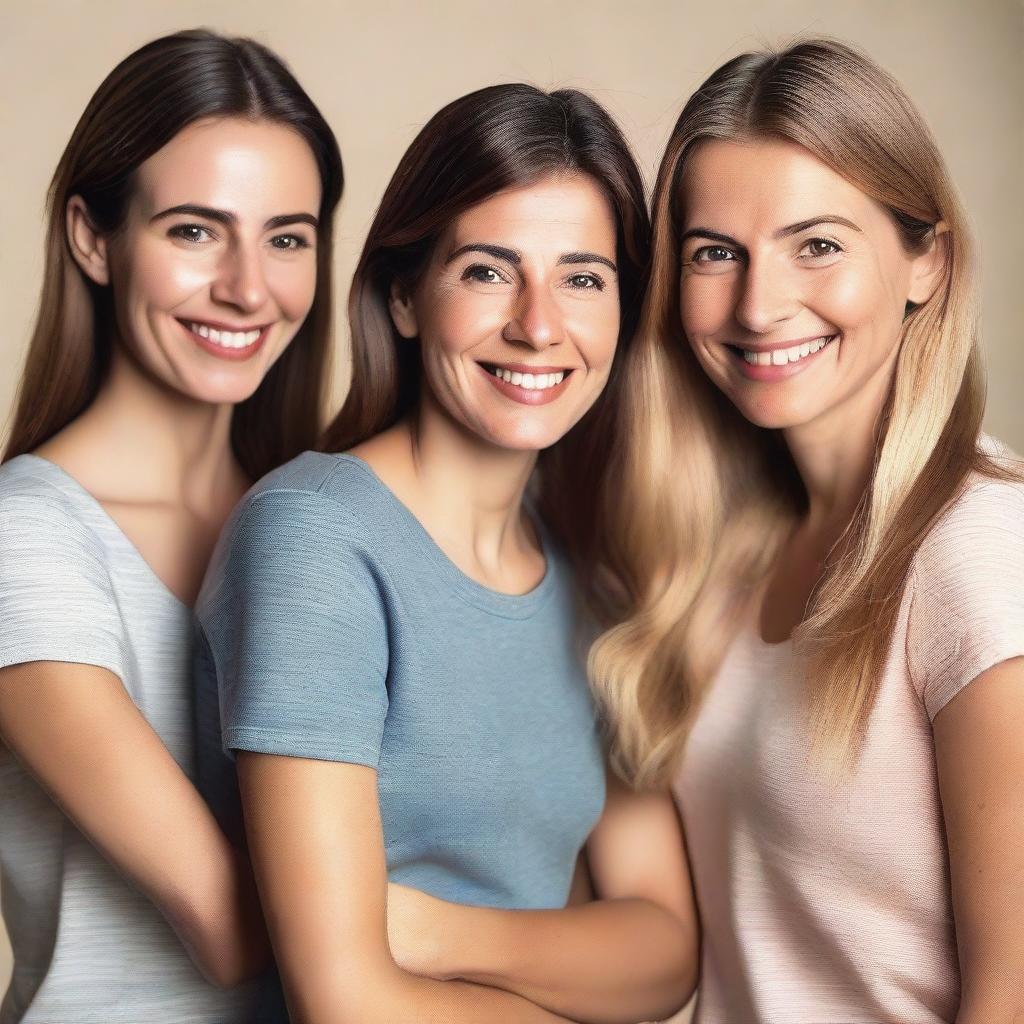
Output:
top-left (196, 83), bottom-right (697, 1022)
top-left (0, 29), bottom-right (342, 1022)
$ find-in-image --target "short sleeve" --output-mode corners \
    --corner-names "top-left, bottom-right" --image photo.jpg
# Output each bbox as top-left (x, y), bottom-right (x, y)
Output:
top-left (196, 488), bottom-right (391, 767)
top-left (906, 479), bottom-right (1024, 719)
top-left (0, 493), bottom-right (127, 678)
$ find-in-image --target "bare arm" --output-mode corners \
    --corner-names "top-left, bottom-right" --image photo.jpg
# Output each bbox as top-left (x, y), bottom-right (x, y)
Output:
top-left (237, 751), bottom-right (576, 1023)
top-left (0, 661), bottom-right (269, 987)
top-left (387, 771), bottom-right (698, 1024)
top-left (934, 656), bottom-right (1024, 1024)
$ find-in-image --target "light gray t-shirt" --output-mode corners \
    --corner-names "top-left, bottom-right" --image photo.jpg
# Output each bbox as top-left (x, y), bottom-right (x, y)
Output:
top-left (0, 455), bottom-right (259, 1023)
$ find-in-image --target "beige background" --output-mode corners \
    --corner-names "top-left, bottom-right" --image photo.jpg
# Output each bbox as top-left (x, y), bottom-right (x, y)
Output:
top-left (1, 0), bottom-right (1021, 1011)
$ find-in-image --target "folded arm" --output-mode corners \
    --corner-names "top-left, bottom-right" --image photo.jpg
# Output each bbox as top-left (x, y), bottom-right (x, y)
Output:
top-left (388, 770), bottom-right (698, 1024)
top-left (237, 751), bottom-right (576, 1023)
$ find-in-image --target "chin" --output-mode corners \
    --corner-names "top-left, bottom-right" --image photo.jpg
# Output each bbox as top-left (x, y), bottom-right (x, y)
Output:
top-left (730, 391), bottom-right (826, 431)
top-left (174, 368), bottom-right (270, 407)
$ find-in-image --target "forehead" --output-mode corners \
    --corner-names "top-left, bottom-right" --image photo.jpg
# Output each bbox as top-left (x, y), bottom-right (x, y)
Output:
top-left (132, 117), bottom-right (321, 216)
top-left (446, 173), bottom-right (617, 253)
top-left (680, 138), bottom-right (876, 233)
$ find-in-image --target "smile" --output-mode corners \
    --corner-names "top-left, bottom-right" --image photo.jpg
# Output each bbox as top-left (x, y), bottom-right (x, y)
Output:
top-left (725, 333), bottom-right (839, 382)
top-left (178, 318), bottom-right (270, 360)
top-left (734, 334), bottom-right (837, 366)
top-left (478, 362), bottom-right (574, 405)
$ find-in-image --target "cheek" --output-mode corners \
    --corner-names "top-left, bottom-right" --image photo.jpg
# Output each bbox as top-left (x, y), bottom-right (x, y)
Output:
top-left (680, 273), bottom-right (736, 341)
top-left (267, 258), bottom-right (318, 322)
top-left (810, 263), bottom-right (901, 333)
top-left (426, 292), bottom-right (505, 360)
top-left (116, 240), bottom-right (214, 315)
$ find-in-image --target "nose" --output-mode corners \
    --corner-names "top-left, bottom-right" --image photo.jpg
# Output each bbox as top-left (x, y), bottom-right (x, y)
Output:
top-left (733, 255), bottom-right (799, 334)
top-left (211, 242), bottom-right (270, 314)
top-left (502, 282), bottom-right (565, 350)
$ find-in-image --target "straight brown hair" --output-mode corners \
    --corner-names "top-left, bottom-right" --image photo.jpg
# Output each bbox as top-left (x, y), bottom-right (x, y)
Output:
top-left (3, 29), bottom-right (344, 479)
top-left (321, 84), bottom-right (650, 578)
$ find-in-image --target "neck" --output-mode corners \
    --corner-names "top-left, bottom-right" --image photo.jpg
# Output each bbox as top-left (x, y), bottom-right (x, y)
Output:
top-left (393, 392), bottom-right (539, 568)
top-left (70, 348), bottom-right (245, 513)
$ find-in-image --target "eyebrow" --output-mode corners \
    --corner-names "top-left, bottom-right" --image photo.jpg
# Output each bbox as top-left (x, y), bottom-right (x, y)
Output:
top-left (681, 215), bottom-right (862, 249)
top-left (445, 243), bottom-right (617, 273)
top-left (151, 204), bottom-right (318, 230)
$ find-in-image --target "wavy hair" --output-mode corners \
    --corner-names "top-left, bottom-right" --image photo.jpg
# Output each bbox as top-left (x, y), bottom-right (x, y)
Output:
top-left (587, 38), bottom-right (1016, 787)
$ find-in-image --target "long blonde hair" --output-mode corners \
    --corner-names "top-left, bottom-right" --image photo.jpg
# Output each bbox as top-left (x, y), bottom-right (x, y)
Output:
top-left (587, 38), bottom-right (1014, 788)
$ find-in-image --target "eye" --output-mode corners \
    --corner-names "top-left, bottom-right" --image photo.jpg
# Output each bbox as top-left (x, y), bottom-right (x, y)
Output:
top-left (462, 264), bottom-right (509, 285)
top-left (168, 224), bottom-right (214, 244)
top-left (270, 233), bottom-right (311, 251)
top-left (800, 238), bottom-right (842, 259)
top-left (566, 272), bottom-right (605, 291)
top-left (692, 245), bottom-right (737, 263)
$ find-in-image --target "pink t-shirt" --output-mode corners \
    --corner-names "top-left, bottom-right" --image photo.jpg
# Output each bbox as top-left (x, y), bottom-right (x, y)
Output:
top-left (674, 470), bottom-right (1024, 1023)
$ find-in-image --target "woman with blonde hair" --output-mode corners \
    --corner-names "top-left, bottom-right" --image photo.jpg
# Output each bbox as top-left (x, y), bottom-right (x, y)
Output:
top-left (582, 39), bottom-right (1024, 1023)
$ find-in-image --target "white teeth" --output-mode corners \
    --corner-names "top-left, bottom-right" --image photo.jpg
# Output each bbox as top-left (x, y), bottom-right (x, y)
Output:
top-left (189, 322), bottom-right (261, 348)
top-left (490, 367), bottom-right (567, 390)
top-left (741, 335), bottom-right (835, 367)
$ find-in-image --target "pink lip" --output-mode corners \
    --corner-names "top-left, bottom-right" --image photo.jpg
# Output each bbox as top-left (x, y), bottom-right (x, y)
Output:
top-left (478, 363), bottom-right (573, 406)
top-left (729, 335), bottom-right (838, 382)
top-left (177, 318), bottom-right (270, 362)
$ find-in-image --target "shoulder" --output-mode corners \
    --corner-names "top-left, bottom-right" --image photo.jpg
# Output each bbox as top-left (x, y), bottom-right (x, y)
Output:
top-left (914, 448), bottom-right (1024, 583)
top-left (198, 453), bottom-right (394, 613)
top-left (0, 455), bottom-right (106, 561)
top-left (231, 451), bottom-right (390, 543)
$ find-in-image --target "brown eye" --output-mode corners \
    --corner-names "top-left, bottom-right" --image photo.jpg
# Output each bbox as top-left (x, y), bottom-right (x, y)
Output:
top-left (803, 238), bottom-right (841, 258)
top-left (169, 224), bottom-right (214, 244)
top-left (462, 265), bottom-right (508, 284)
top-left (696, 245), bottom-right (735, 262)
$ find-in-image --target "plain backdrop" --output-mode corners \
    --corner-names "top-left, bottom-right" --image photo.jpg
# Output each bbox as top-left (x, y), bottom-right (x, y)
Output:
top-left (1, 0), bottom-right (1021, 1014)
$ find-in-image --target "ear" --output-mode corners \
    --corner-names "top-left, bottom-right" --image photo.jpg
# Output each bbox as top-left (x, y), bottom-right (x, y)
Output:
top-left (906, 221), bottom-right (948, 305)
top-left (388, 281), bottom-right (419, 339)
top-left (66, 196), bottom-right (111, 286)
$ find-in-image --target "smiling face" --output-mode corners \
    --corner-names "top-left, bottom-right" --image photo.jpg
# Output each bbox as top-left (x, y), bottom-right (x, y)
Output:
top-left (678, 138), bottom-right (942, 436)
top-left (74, 116), bottom-right (322, 405)
top-left (389, 173), bottom-right (621, 452)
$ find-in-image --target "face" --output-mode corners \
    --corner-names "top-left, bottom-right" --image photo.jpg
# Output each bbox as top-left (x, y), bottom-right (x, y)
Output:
top-left (71, 117), bottom-right (322, 405)
top-left (390, 173), bottom-right (620, 451)
top-left (678, 138), bottom-right (942, 435)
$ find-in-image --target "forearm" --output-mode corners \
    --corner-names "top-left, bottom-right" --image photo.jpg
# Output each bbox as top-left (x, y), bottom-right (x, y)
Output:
top-left (428, 898), bottom-right (696, 1024)
top-left (166, 845), bottom-right (270, 988)
top-left (286, 960), bottom-right (577, 1024)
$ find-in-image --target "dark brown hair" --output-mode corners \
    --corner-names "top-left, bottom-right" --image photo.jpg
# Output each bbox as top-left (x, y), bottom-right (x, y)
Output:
top-left (3, 29), bottom-right (344, 479)
top-left (320, 83), bottom-right (649, 566)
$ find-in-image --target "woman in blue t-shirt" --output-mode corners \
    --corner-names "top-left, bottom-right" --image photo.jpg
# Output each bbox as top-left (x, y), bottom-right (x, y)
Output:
top-left (197, 84), bottom-right (697, 1022)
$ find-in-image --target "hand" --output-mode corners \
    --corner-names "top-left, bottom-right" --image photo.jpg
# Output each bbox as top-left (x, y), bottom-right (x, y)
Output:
top-left (385, 882), bottom-right (457, 979)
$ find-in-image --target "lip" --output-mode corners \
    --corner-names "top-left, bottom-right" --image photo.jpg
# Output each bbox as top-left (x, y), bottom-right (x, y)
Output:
top-left (176, 317), bottom-right (271, 362)
top-left (727, 334), bottom-right (839, 382)
top-left (477, 362), bottom-right (574, 406)
top-left (482, 362), bottom-right (573, 374)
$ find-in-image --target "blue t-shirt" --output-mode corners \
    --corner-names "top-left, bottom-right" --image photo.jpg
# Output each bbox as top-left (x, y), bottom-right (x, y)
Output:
top-left (195, 452), bottom-right (605, 911)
